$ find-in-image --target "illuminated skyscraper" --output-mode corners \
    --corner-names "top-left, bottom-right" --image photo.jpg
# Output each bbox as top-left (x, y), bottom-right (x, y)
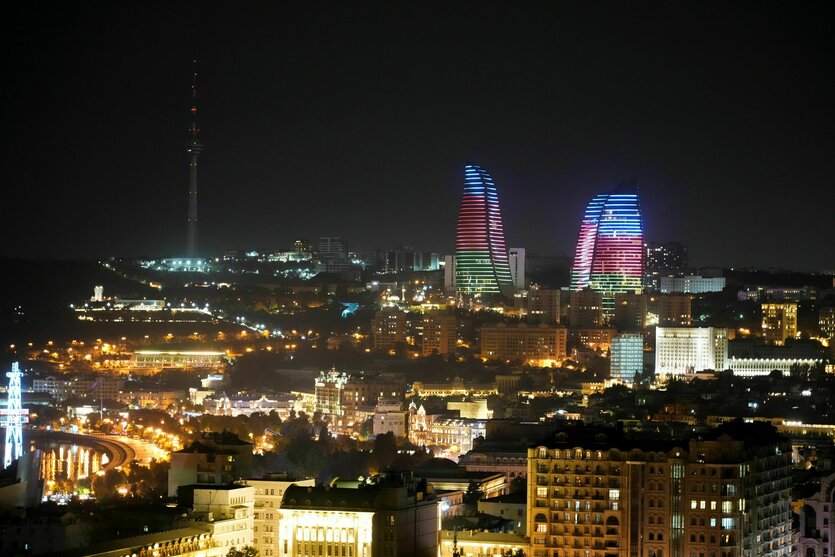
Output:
top-left (570, 180), bottom-right (644, 316)
top-left (454, 164), bottom-right (514, 300)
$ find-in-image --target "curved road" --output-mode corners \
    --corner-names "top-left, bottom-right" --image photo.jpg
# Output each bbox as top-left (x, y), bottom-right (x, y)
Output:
top-left (24, 429), bottom-right (136, 472)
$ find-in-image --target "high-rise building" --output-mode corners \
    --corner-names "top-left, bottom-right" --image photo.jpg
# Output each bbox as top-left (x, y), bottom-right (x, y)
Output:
top-left (570, 288), bottom-right (604, 328)
top-left (613, 292), bottom-right (647, 331)
top-left (480, 323), bottom-right (567, 366)
top-left (318, 237), bottom-right (348, 260)
top-left (185, 59), bottom-right (203, 258)
top-left (761, 303), bottom-right (798, 345)
top-left (528, 285), bottom-right (561, 324)
top-left (655, 326), bottom-right (728, 376)
top-left (371, 308), bottom-right (409, 352)
top-left (644, 241), bottom-right (688, 291)
top-left (656, 293), bottom-right (693, 327)
top-left (508, 247), bottom-right (526, 291)
top-left (443, 255), bottom-right (456, 295)
top-left (570, 181), bottom-right (644, 317)
top-left (820, 307), bottom-right (835, 339)
top-left (610, 333), bottom-right (644, 382)
top-left (454, 164), bottom-right (514, 300)
top-left (528, 421), bottom-right (793, 557)
top-left (421, 310), bottom-right (457, 356)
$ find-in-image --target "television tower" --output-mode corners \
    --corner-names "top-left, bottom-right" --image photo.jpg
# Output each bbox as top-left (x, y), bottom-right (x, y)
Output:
top-left (3, 362), bottom-right (27, 469)
top-left (186, 58), bottom-right (203, 258)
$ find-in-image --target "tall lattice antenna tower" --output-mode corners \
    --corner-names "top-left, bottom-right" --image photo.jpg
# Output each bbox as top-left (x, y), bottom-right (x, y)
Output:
top-left (3, 362), bottom-right (27, 468)
top-left (185, 57), bottom-right (203, 257)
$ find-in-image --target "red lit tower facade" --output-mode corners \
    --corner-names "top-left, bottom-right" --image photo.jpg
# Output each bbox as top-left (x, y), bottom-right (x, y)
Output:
top-left (570, 181), bottom-right (644, 318)
top-left (454, 164), bottom-right (514, 301)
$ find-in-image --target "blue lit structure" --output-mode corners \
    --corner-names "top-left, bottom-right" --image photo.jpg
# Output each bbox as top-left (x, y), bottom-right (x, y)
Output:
top-left (454, 164), bottom-right (514, 300)
top-left (570, 180), bottom-right (644, 316)
top-left (3, 362), bottom-right (27, 469)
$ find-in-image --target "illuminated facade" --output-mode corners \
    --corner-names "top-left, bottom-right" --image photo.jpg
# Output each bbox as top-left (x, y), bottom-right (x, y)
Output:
top-left (421, 310), bottom-right (457, 356)
top-left (570, 182), bottom-right (644, 317)
top-left (761, 303), bottom-right (798, 345)
top-left (278, 481), bottom-right (439, 557)
top-left (481, 323), bottom-right (568, 366)
top-left (655, 327), bottom-right (728, 376)
top-left (250, 478), bottom-right (315, 557)
top-left (3, 362), bottom-right (26, 468)
top-left (528, 422), bottom-right (793, 557)
top-left (610, 333), bottom-right (644, 382)
top-left (454, 164), bottom-right (514, 300)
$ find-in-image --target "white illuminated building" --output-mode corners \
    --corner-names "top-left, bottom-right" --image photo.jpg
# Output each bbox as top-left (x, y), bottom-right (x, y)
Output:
top-left (278, 481), bottom-right (439, 557)
top-left (249, 478), bottom-right (315, 557)
top-left (659, 275), bottom-right (725, 294)
top-left (655, 326), bottom-right (728, 376)
top-left (508, 247), bottom-right (525, 291)
top-left (728, 356), bottom-right (822, 377)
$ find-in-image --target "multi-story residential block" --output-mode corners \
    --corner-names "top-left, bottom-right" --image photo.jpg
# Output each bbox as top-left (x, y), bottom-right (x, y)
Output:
top-left (249, 477), bottom-right (315, 557)
top-left (570, 289), bottom-right (605, 328)
top-left (528, 285), bottom-right (561, 324)
top-left (761, 303), bottom-right (798, 345)
top-left (655, 327), bottom-right (728, 376)
top-left (32, 375), bottom-right (124, 403)
top-left (644, 242), bottom-right (688, 291)
top-left (569, 328), bottom-right (617, 352)
top-left (421, 310), bottom-right (457, 356)
top-left (168, 431), bottom-right (253, 496)
top-left (613, 292), bottom-right (647, 331)
top-left (528, 421), bottom-right (793, 557)
top-left (818, 307), bottom-right (835, 339)
top-left (481, 323), bottom-right (568, 366)
top-left (655, 294), bottom-right (693, 327)
top-left (371, 308), bottom-right (409, 352)
top-left (189, 484), bottom-right (255, 550)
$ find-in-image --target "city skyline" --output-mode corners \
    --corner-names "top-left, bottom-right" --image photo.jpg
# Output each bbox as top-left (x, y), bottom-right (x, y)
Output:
top-left (1, 3), bottom-right (833, 271)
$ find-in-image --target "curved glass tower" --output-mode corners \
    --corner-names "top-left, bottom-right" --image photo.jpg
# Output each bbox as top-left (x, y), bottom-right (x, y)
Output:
top-left (570, 180), bottom-right (644, 316)
top-left (454, 164), bottom-right (514, 300)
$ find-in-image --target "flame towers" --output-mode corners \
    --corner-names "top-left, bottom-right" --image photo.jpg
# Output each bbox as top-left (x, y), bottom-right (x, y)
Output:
top-left (454, 164), bottom-right (514, 300)
top-left (570, 180), bottom-right (644, 316)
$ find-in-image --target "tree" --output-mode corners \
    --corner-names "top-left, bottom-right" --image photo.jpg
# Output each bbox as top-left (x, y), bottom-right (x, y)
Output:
top-left (227, 547), bottom-right (259, 557)
top-left (463, 480), bottom-right (484, 507)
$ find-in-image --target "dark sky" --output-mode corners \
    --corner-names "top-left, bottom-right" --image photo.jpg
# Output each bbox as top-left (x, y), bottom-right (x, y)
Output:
top-left (2, 2), bottom-right (834, 270)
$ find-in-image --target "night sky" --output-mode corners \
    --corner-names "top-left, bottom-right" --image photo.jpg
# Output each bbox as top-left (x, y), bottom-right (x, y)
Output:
top-left (2, 2), bottom-right (833, 270)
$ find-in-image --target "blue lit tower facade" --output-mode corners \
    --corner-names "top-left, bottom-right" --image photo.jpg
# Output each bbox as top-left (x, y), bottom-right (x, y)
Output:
top-left (570, 181), bottom-right (644, 317)
top-left (454, 164), bottom-right (514, 300)
top-left (3, 362), bottom-right (26, 469)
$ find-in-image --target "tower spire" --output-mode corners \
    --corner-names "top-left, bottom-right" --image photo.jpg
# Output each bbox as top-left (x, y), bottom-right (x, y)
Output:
top-left (186, 57), bottom-right (203, 258)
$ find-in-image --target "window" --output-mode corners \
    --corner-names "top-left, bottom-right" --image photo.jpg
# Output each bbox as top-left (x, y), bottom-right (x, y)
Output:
top-left (537, 487), bottom-right (548, 498)
top-left (721, 518), bottom-right (734, 530)
top-left (722, 501), bottom-right (733, 513)
top-left (537, 524), bottom-right (547, 533)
